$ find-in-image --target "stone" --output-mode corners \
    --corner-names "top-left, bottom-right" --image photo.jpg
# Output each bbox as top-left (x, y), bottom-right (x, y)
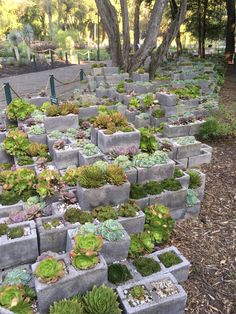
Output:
top-left (44, 114), bottom-right (79, 133)
top-left (156, 93), bottom-right (177, 107)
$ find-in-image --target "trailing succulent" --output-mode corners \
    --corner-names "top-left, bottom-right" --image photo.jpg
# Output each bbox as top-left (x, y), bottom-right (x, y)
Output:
top-left (91, 206), bottom-right (118, 222)
top-left (133, 257), bottom-right (161, 277)
top-left (35, 257), bottom-right (65, 283)
top-left (159, 251), bottom-right (182, 268)
top-left (108, 263), bottom-right (133, 284)
top-left (6, 98), bottom-right (36, 121)
top-left (71, 233), bottom-right (103, 270)
top-left (96, 220), bottom-right (124, 241)
top-left (83, 285), bottom-right (121, 314)
top-left (0, 284), bottom-right (36, 313)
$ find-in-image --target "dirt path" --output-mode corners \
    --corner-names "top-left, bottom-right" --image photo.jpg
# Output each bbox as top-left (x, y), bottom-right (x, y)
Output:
top-left (171, 66), bottom-right (236, 314)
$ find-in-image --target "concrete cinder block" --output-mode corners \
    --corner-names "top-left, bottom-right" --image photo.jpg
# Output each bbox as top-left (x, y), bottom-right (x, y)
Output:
top-left (0, 202), bottom-right (24, 218)
top-left (156, 93), bottom-right (177, 107)
top-left (188, 149), bottom-right (212, 168)
top-left (78, 106), bottom-right (98, 119)
top-left (0, 221), bottom-right (38, 269)
top-left (78, 150), bottom-right (104, 166)
top-left (163, 124), bottom-right (190, 138)
top-left (149, 188), bottom-right (187, 210)
top-left (44, 114), bottom-right (79, 132)
top-left (28, 133), bottom-right (47, 145)
top-left (118, 211), bottom-right (145, 235)
top-left (53, 146), bottom-right (79, 170)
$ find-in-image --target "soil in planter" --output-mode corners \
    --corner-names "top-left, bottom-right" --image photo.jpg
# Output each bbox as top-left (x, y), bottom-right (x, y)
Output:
top-left (159, 251), bottom-right (182, 268)
top-left (133, 257), bottom-right (161, 277)
top-left (108, 263), bottom-right (133, 284)
top-left (151, 278), bottom-right (179, 299)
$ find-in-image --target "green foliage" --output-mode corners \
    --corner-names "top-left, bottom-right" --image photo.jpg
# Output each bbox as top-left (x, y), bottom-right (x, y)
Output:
top-left (152, 108), bottom-right (165, 118)
top-left (91, 206), bottom-right (117, 222)
top-left (130, 184), bottom-right (147, 199)
top-left (27, 142), bottom-right (49, 158)
top-left (133, 257), bottom-right (161, 276)
top-left (93, 112), bottom-right (130, 134)
top-left (83, 144), bottom-right (100, 156)
top-left (198, 116), bottom-right (231, 140)
top-left (186, 189), bottom-right (200, 207)
top-left (0, 223), bottom-right (8, 236)
top-left (0, 163), bottom-right (12, 170)
top-left (108, 264), bottom-right (132, 284)
top-left (83, 285), bottom-right (121, 314)
top-left (116, 81), bottom-right (126, 93)
top-left (144, 204), bottom-right (174, 244)
top-left (36, 169), bottom-right (61, 198)
top-left (142, 94), bottom-right (154, 107)
top-left (129, 285), bottom-right (145, 300)
top-left (35, 257), bottom-right (65, 283)
top-left (170, 85), bottom-right (200, 99)
top-left (106, 164), bottom-right (127, 185)
top-left (3, 268), bottom-right (31, 286)
top-left (137, 67), bottom-right (145, 74)
top-left (129, 97), bottom-right (140, 109)
top-left (176, 136), bottom-right (196, 145)
top-left (63, 168), bottom-right (80, 186)
top-left (17, 156), bottom-right (34, 166)
top-left (117, 201), bottom-right (140, 217)
top-left (114, 155), bottom-right (133, 170)
top-left (50, 298), bottom-right (84, 314)
top-left (64, 208), bottom-right (93, 224)
top-left (133, 151), bottom-right (169, 168)
top-left (96, 220), bottom-right (124, 241)
top-left (161, 178), bottom-right (182, 191)
top-left (188, 170), bottom-right (202, 189)
top-left (49, 130), bottom-right (64, 140)
top-left (144, 181), bottom-right (164, 195)
top-left (8, 227), bottom-right (24, 239)
top-left (28, 125), bottom-right (45, 135)
top-left (46, 102), bottom-right (80, 117)
top-left (3, 130), bottom-right (30, 157)
top-left (129, 232), bottom-right (155, 258)
top-left (43, 218), bottom-right (62, 230)
top-left (6, 99), bottom-right (36, 121)
top-left (0, 190), bottom-right (21, 205)
top-left (174, 167), bottom-right (184, 178)
top-left (140, 128), bottom-right (158, 153)
top-left (159, 251), bottom-right (182, 268)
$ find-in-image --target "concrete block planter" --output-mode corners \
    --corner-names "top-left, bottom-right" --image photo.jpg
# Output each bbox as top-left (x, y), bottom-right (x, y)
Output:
top-left (78, 106), bottom-right (98, 119)
top-left (0, 132), bottom-right (6, 143)
top-left (125, 110), bottom-right (138, 123)
top-left (123, 95), bottom-right (133, 106)
top-left (156, 93), bottom-right (177, 107)
top-left (132, 73), bottom-right (149, 82)
top-left (130, 197), bottom-right (150, 210)
top-left (91, 67), bottom-right (103, 76)
top-left (161, 105), bottom-right (177, 117)
top-left (134, 115), bottom-right (150, 128)
top-left (163, 124), bottom-right (189, 138)
top-left (150, 116), bottom-right (167, 127)
top-left (44, 114), bottom-right (79, 132)
top-left (36, 214), bottom-right (68, 253)
top-left (0, 149), bottom-right (13, 163)
top-left (0, 306), bottom-right (14, 314)
top-left (28, 96), bottom-right (50, 106)
top-left (118, 211), bottom-right (145, 235)
top-left (176, 171), bottom-right (190, 189)
top-left (170, 207), bottom-right (187, 220)
top-left (76, 182), bottom-right (130, 210)
top-left (102, 66), bottom-right (119, 75)
top-left (0, 202), bottom-right (24, 218)
top-left (189, 120), bottom-right (205, 136)
top-left (90, 126), bottom-right (99, 145)
top-left (156, 246), bottom-right (191, 283)
top-left (96, 87), bottom-right (109, 99)
top-left (149, 187), bottom-right (187, 210)
top-left (53, 146), bottom-right (79, 170)
top-left (188, 148), bottom-right (212, 168)
top-left (0, 221), bottom-right (38, 269)
top-left (192, 170), bottom-right (206, 200)
top-left (46, 135), bottom-right (67, 156)
top-left (126, 168), bottom-right (138, 184)
top-left (185, 202), bottom-right (201, 218)
top-left (97, 129), bottom-right (140, 154)
top-left (28, 133), bottom-right (47, 145)
top-left (117, 272), bottom-right (187, 314)
top-left (32, 253), bottom-right (107, 314)
top-left (78, 150), bottom-right (104, 166)
top-left (174, 140), bottom-right (202, 159)
top-left (137, 160), bottom-right (175, 184)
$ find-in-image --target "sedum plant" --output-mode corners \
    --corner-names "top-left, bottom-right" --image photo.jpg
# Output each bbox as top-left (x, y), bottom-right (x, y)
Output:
top-left (35, 257), bottom-right (65, 283)
top-left (108, 263), bottom-right (132, 284)
top-left (50, 298), bottom-right (84, 314)
top-left (96, 219), bottom-right (124, 241)
top-left (17, 155), bottom-right (34, 166)
top-left (133, 151), bottom-right (169, 168)
top-left (8, 226), bottom-right (25, 239)
top-left (129, 285), bottom-right (146, 300)
top-left (83, 285), bottom-right (121, 314)
top-left (92, 206), bottom-right (118, 222)
top-left (83, 143), bottom-right (101, 156)
top-left (0, 223), bottom-right (8, 237)
top-left (28, 124), bottom-right (45, 135)
top-left (159, 251), bottom-right (182, 268)
top-left (71, 233), bottom-right (103, 270)
top-left (6, 98), bottom-right (36, 121)
top-left (49, 130), bottom-right (63, 139)
top-left (4, 268), bottom-right (31, 286)
top-left (176, 136), bottom-right (196, 145)
top-left (64, 207), bottom-right (93, 224)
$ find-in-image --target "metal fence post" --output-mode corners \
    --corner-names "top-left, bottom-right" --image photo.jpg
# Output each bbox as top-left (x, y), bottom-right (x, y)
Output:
top-left (50, 50), bottom-right (54, 69)
top-left (50, 75), bottom-right (56, 97)
top-left (3, 83), bottom-right (12, 105)
top-left (65, 52), bottom-right (69, 65)
top-left (80, 69), bottom-right (84, 81)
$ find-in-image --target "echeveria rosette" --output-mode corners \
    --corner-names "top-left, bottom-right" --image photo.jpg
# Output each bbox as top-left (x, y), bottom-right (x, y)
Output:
top-left (4, 269), bottom-right (32, 286)
top-left (73, 233), bottom-right (103, 256)
top-left (35, 257), bottom-right (65, 284)
top-left (96, 220), bottom-right (124, 241)
top-left (72, 254), bottom-right (99, 270)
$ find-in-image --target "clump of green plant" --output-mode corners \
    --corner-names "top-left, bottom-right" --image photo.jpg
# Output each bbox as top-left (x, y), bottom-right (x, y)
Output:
top-left (108, 264), bottom-right (133, 284)
top-left (114, 155), bottom-right (133, 170)
top-left (64, 207), bottom-right (93, 224)
top-left (144, 181), bottom-right (164, 195)
top-left (43, 218), bottom-right (62, 230)
top-left (8, 226), bottom-right (24, 239)
top-left (144, 204), bottom-right (174, 244)
top-left (129, 232), bottom-right (155, 258)
top-left (142, 93), bottom-right (154, 107)
top-left (71, 233), bottom-right (103, 270)
top-left (35, 257), bottom-right (65, 283)
top-left (130, 184), bottom-right (148, 199)
top-left (3, 129), bottom-right (30, 157)
top-left (92, 206), bottom-right (117, 222)
top-left (117, 201), bottom-right (140, 217)
top-left (28, 142), bottom-right (49, 158)
top-left (161, 178), bottom-right (182, 191)
top-left (28, 125), bottom-right (45, 135)
top-left (133, 151), bottom-right (169, 168)
top-left (133, 257), bottom-right (161, 276)
top-left (96, 219), bottom-right (124, 241)
top-left (137, 67), bottom-right (145, 74)
top-left (170, 85), bottom-right (200, 99)
top-left (36, 169), bottom-right (61, 198)
top-left (83, 143), bottom-right (101, 156)
top-left (49, 130), bottom-right (63, 139)
top-left (159, 251), bottom-right (182, 268)
top-left (63, 167), bottom-right (79, 186)
top-left (198, 116), bottom-right (231, 140)
top-left (129, 97), bottom-right (140, 109)
top-left (17, 155), bottom-right (34, 166)
top-left (188, 170), bottom-right (202, 189)
top-left (129, 285), bottom-right (145, 300)
top-left (152, 108), bottom-right (165, 118)
top-left (0, 223), bottom-right (8, 237)
top-left (176, 136), bottom-right (196, 145)
top-left (46, 102), bottom-right (80, 116)
top-left (0, 284), bottom-right (36, 313)
top-left (186, 189), bottom-right (200, 207)
top-left (0, 190), bottom-right (21, 205)
top-left (50, 298), bottom-right (84, 314)
top-left (6, 98), bottom-right (36, 121)
top-left (116, 81), bottom-right (125, 93)
top-left (93, 112), bottom-right (131, 134)
top-left (174, 167), bottom-right (184, 178)
top-left (0, 163), bottom-right (12, 170)
top-left (140, 128), bottom-right (158, 153)
top-left (83, 284), bottom-right (121, 314)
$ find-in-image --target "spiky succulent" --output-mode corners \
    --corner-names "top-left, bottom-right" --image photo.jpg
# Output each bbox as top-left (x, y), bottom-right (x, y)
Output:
top-left (96, 220), bottom-right (124, 241)
top-left (50, 298), bottom-right (84, 314)
top-left (83, 285), bottom-right (121, 314)
top-left (34, 257), bottom-right (65, 284)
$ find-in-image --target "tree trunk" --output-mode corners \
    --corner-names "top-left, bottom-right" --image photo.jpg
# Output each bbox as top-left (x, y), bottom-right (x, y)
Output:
top-left (197, 0), bottom-right (202, 56)
top-left (149, 0), bottom-right (187, 79)
top-left (120, 0), bottom-right (131, 70)
top-left (170, 0), bottom-right (182, 55)
top-left (57, 0), bottom-right (61, 29)
top-left (200, 0), bottom-right (208, 58)
top-left (134, 0), bottom-right (143, 51)
top-left (128, 0), bottom-right (169, 73)
top-left (95, 0), bottom-right (123, 67)
top-left (225, 0), bottom-right (235, 61)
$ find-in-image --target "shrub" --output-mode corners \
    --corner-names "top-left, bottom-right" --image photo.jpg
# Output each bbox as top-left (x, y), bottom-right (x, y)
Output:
top-left (83, 285), bottom-right (121, 314)
top-left (159, 251), bottom-right (182, 268)
top-left (133, 257), bottom-right (161, 276)
top-left (35, 257), bottom-right (65, 283)
top-left (6, 99), bottom-right (36, 121)
top-left (198, 116), bottom-right (230, 140)
top-left (108, 264), bottom-right (132, 284)
top-left (188, 170), bottom-right (202, 189)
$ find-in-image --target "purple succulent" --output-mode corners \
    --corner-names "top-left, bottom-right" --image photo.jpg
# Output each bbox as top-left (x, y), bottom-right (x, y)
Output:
top-left (0, 124), bottom-right (6, 132)
top-left (76, 130), bottom-right (86, 139)
top-left (42, 205), bottom-right (53, 216)
top-left (127, 145), bottom-right (139, 156)
top-left (9, 211), bottom-right (27, 223)
top-left (113, 146), bottom-right (127, 156)
top-left (81, 121), bottom-right (91, 130)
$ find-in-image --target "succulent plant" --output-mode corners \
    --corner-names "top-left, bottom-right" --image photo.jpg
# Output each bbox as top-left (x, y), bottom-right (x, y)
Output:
top-left (4, 268), bottom-right (32, 286)
top-left (129, 232), bottom-right (155, 258)
top-left (79, 223), bottom-right (97, 235)
top-left (36, 169), bottom-right (61, 198)
top-left (133, 151), bottom-right (169, 168)
top-left (6, 98), bottom-right (36, 121)
top-left (50, 298), bottom-right (84, 314)
top-left (108, 264), bottom-right (133, 284)
top-left (161, 178), bottom-right (182, 191)
top-left (35, 257), bottom-right (65, 283)
top-left (28, 125), bottom-right (45, 135)
top-left (159, 251), bottom-right (182, 268)
top-left (133, 257), bottom-right (161, 276)
top-left (9, 211), bottom-right (27, 223)
top-left (91, 206), bottom-right (118, 222)
top-left (66, 128), bottom-right (78, 138)
top-left (129, 285), bottom-right (145, 300)
top-left (113, 155), bottom-right (133, 170)
top-left (186, 189), bottom-right (200, 207)
top-left (83, 285), bottom-right (121, 314)
top-left (0, 223), bottom-right (8, 237)
top-left (187, 170), bottom-right (202, 189)
top-left (28, 142), bottom-right (48, 158)
top-left (106, 164), bottom-right (127, 186)
top-left (96, 220), bottom-right (124, 241)
top-left (3, 130), bottom-right (30, 157)
top-left (77, 165), bottom-right (106, 189)
top-left (49, 130), bottom-right (63, 139)
top-left (117, 201), bottom-right (140, 217)
top-left (176, 136), bottom-right (196, 145)
top-left (17, 155), bottom-right (34, 166)
top-left (53, 139), bottom-right (66, 150)
top-left (64, 207), bottom-right (93, 224)
top-left (83, 143), bottom-right (100, 156)
top-left (8, 226), bottom-right (25, 239)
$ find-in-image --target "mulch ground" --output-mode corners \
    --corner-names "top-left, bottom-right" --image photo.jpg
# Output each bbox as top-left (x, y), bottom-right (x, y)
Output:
top-left (169, 65), bottom-right (236, 314)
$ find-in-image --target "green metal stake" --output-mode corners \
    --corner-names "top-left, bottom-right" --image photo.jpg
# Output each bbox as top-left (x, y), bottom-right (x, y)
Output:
top-left (3, 83), bottom-right (12, 105)
top-left (65, 52), bottom-right (69, 65)
top-left (80, 69), bottom-right (84, 81)
top-left (49, 75), bottom-right (58, 104)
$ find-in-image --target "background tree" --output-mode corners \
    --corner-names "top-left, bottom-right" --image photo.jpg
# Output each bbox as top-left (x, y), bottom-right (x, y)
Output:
top-left (225, 0), bottom-right (235, 61)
